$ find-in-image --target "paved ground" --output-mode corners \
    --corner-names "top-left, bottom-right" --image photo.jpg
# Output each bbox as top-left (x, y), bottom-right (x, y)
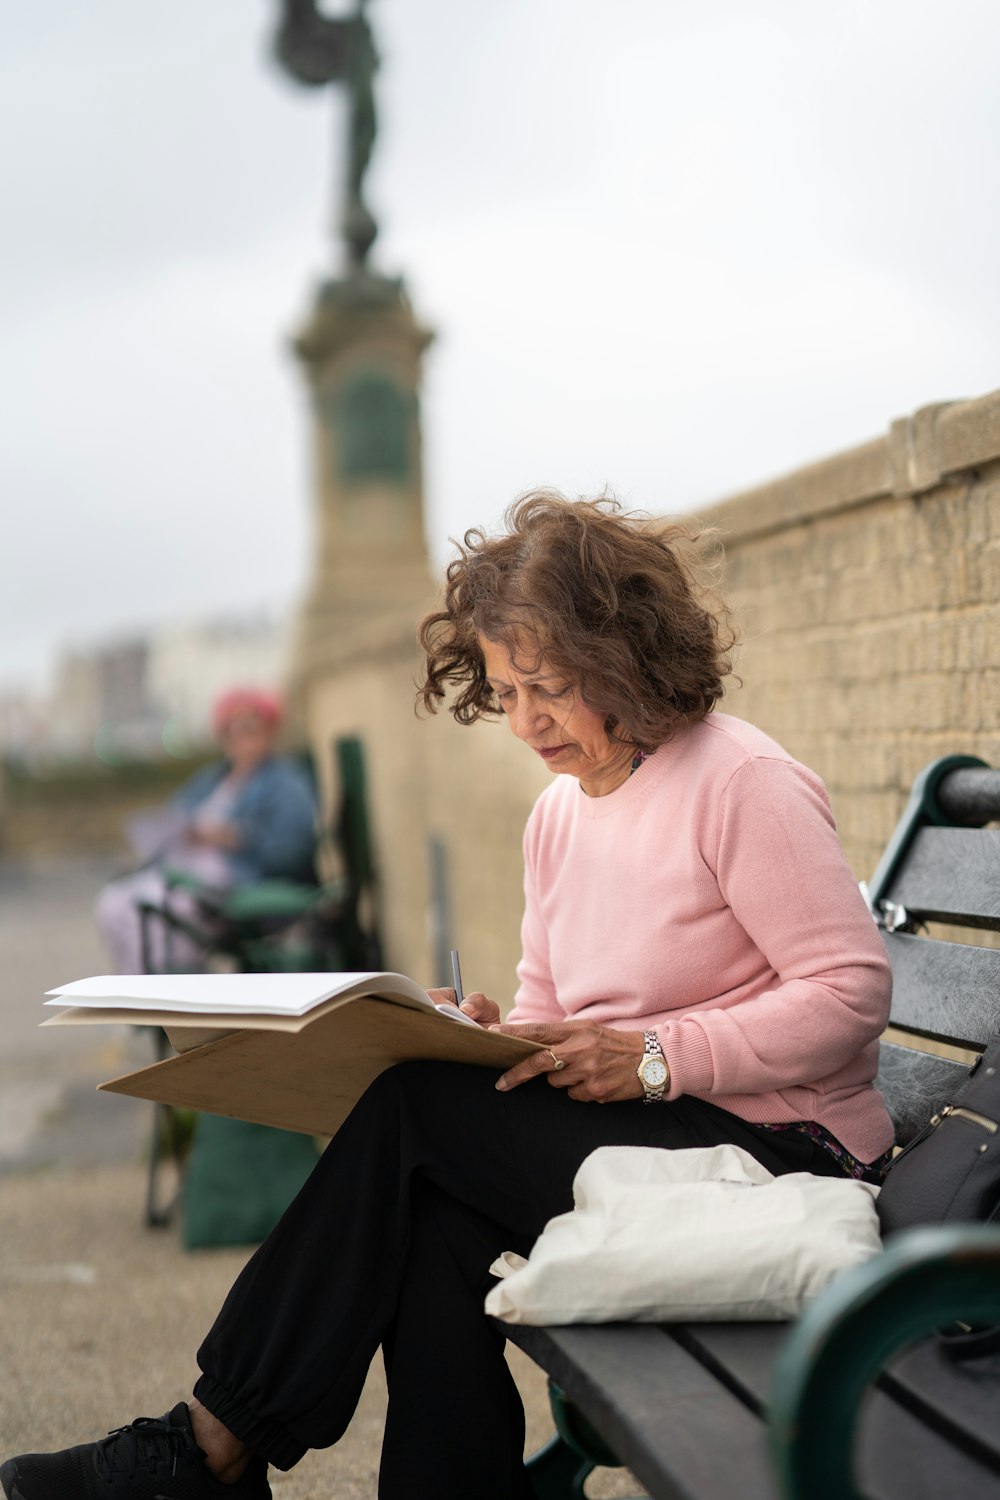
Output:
top-left (0, 854), bottom-right (643, 1497)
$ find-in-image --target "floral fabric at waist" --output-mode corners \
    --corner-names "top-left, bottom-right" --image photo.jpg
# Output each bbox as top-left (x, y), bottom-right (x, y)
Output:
top-left (761, 1119), bottom-right (893, 1185)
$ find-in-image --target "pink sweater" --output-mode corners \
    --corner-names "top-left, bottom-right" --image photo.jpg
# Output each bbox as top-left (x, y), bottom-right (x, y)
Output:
top-left (508, 713), bottom-right (894, 1162)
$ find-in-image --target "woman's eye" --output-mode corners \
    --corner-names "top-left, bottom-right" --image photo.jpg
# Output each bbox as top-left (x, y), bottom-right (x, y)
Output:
top-left (542, 685), bottom-right (570, 700)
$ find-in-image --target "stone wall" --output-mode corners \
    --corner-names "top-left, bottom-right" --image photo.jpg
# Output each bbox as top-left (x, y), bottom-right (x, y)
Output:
top-left (303, 388), bottom-right (1000, 1007)
top-left (705, 389), bottom-right (1000, 881)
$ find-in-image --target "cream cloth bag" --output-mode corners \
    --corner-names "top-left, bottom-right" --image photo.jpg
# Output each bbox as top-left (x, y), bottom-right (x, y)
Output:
top-left (485, 1143), bottom-right (882, 1325)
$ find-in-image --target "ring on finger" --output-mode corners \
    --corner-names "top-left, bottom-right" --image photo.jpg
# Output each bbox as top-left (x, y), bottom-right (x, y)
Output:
top-left (546, 1048), bottom-right (566, 1072)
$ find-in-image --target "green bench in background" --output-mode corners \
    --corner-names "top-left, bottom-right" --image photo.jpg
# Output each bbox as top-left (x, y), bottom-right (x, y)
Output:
top-left (140, 734), bottom-right (382, 1237)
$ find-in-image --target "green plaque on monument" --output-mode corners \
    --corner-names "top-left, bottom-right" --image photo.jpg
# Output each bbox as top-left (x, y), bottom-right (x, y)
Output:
top-left (335, 373), bottom-right (411, 481)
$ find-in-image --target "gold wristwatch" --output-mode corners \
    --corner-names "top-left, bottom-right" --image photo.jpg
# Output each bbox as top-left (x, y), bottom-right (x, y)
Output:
top-left (636, 1030), bottom-right (669, 1103)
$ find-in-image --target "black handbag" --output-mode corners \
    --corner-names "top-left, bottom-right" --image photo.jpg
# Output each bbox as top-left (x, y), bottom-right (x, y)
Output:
top-left (876, 1034), bottom-right (1000, 1357)
top-left (877, 1034), bottom-right (1000, 1239)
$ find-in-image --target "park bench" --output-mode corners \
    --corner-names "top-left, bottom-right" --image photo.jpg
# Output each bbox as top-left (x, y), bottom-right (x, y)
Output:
top-left (507, 754), bottom-right (1000, 1500)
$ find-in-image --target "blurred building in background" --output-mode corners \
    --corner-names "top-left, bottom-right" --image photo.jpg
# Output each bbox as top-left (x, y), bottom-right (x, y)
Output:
top-left (147, 612), bottom-right (291, 753)
top-left (0, 686), bottom-right (52, 767)
top-left (50, 639), bottom-right (155, 763)
top-left (0, 610), bottom-right (290, 768)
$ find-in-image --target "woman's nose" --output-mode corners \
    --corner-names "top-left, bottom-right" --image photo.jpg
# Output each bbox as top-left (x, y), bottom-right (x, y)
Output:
top-left (510, 696), bottom-right (550, 740)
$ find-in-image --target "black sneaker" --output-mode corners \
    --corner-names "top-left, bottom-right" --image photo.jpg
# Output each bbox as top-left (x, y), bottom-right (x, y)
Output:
top-left (0, 1402), bottom-right (271, 1500)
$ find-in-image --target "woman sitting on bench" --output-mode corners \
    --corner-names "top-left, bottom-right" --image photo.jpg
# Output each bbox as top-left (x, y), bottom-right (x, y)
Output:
top-left (2, 491), bottom-right (894, 1500)
top-left (94, 686), bottom-right (317, 975)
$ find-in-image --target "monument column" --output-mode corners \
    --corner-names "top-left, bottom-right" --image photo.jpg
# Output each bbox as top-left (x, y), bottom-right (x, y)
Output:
top-left (292, 273), bottom-right (434, 673)
top-left (273, 0), bottom-right (435, 693)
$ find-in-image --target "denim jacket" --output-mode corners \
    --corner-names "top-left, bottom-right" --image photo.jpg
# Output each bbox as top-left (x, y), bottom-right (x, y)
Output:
top-left (173, 756), bottom-right (317, 884)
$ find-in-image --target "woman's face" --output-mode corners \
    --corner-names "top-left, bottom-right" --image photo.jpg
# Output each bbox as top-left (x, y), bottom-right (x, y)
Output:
top-left (218, 710), bottom-right (276, 772)
top-left (479, 633), bottom-right (635, 798)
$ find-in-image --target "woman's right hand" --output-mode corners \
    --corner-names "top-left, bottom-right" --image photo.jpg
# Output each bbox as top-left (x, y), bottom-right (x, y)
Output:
top-left (425, 988), bottom-right (501, 1028)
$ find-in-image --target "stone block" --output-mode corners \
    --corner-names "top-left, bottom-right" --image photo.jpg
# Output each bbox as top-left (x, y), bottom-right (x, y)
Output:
top-left (889, 403), bottom-right (956, 495)
top-left (956, 611), bottom-right (996, 673)
top-left (934, 391), bottom-right (1000, 478)
top-left (965, 541), bottom-right (1000, 606)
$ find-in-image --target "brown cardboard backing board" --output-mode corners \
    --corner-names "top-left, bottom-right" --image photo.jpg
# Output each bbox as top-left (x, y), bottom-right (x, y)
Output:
top-left (97, 995), bottom-right (542, 1138)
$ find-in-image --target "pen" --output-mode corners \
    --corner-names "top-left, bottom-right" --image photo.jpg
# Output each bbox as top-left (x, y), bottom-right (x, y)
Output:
top-left (449, 948), bottom-right (464, 1006)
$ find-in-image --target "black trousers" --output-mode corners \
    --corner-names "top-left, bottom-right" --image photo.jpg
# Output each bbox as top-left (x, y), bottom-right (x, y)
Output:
top-left (194, 1061), bottom-right (844, 1499)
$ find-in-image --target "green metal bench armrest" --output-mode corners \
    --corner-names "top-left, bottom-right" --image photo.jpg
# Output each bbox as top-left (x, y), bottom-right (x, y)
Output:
top-left (221, 879), bottom-right (332, 924)
top-left (136, 898), bottom-right (231, 955)
top-left (865, 753), bottom-right (988, 912)
top-left (160, 868), bottom-right (230, 905)
top-left (769, 1225), bottom-right (1000, 1500)
top-left (160, 870), bottom-right (347, 925)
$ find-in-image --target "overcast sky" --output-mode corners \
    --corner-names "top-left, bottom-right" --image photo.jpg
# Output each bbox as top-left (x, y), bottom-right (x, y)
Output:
top-left (2, 0), bottom-right (998, 690)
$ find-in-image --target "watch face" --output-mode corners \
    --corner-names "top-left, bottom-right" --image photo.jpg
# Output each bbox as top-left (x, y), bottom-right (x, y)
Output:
top-left (641, 1057), bottom-right (668, 1088)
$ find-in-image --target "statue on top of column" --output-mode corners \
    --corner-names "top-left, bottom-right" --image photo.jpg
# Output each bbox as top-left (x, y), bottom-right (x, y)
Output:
top-left (274, 0), bottom-right (379, 271)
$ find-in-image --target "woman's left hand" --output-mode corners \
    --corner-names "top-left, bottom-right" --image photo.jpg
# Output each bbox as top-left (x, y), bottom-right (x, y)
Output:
top-left (491, 1021), bottom-right (649, 1103)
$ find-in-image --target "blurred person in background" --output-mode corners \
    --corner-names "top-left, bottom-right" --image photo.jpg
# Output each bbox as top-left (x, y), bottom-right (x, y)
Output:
top-left (95, 687), bottom-right (317, 974)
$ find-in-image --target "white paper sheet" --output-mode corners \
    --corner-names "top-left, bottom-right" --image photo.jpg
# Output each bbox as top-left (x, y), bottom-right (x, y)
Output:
top-left (44, 971), bottom-right (407, 1017)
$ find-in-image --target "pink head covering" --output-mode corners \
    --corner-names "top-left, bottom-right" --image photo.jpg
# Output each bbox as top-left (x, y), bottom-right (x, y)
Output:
top-left (212, 687), bottom-right (283, 738)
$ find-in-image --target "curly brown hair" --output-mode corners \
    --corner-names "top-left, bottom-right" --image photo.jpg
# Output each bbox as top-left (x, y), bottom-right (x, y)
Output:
top-left (416, 490), bottom-right (737, 752)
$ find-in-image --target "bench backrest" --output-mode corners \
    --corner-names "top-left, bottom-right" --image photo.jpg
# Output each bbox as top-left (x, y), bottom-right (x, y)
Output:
top-left (868, 757), bottom-right (1000, 1143)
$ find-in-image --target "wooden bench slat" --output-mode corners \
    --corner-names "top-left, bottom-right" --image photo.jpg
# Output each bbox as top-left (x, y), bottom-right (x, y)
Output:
top-left (681, 1324), bottom-right (1000, 1494)
top-left (887, 827), bottom-right (1000, 928)
top-left (671, 1321), bottom-right (782, 1406)
top-left (674, 1324), bottom-right (789, 1426)
top-left (515, 1318), bottom-right (1000, 1500)
top-left (882, 1342), bottom-right (1000, 1471)
top-left (854, 1386), bottom-right (1000, 1499)
top-left (684, 1324), bottom-right (1000, 1471)
top-left (875, 1040), bottom-right (971, 1144)
top-left (883, 931), bottom-right (1000, 1047)
top-left (505, 1322), bottom-right (780, 1500)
